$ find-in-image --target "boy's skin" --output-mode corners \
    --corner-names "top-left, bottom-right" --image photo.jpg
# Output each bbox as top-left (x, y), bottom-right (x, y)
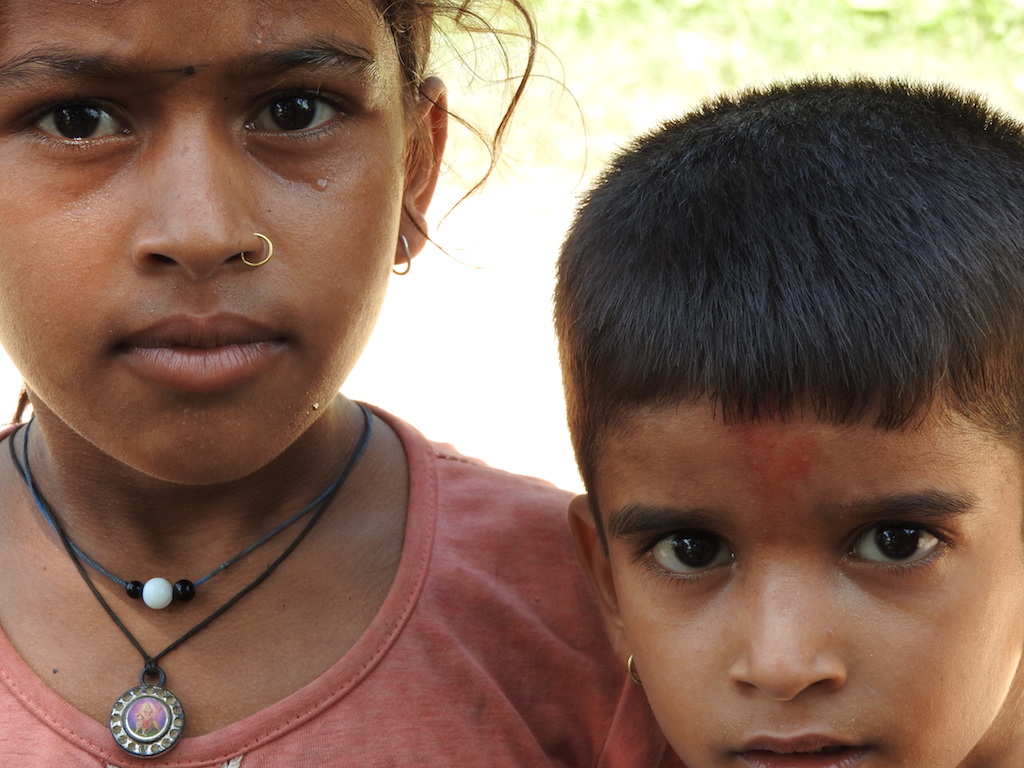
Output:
top-left (556, 79), bottom-right (1024, 767)
top-left (570, 401), bottom-right (1024, 767)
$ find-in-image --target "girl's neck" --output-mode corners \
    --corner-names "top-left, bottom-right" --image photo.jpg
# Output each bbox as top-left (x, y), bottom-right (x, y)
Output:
top-left (16, 395), bottom-right (369, 568)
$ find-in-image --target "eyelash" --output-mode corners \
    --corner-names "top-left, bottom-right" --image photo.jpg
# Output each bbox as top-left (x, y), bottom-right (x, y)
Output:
top-left (845, 521), bottom-right (952, 571)
top-left (633, 521), bottom-right (953, 580)
top-left (24, 97), bottom-right (128, 143)
top-left (246, 88), bottom-right (352, 135)
top-left (22, 87), bottom-right (353, 141)
top-left (633, 530), bottom-right (733, 581)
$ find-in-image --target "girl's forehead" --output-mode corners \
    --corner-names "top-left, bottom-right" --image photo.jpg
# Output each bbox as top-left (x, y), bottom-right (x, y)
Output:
top-left (0, 0), bottom-right (394, 62)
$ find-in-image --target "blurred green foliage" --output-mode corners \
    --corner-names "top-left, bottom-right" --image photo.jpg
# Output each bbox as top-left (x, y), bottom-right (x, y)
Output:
top-left (432, 0), bottom-right (1024, 195)
top-left (543, 0), bottom-right (1024, 44)
top-left (507, 0), bottom-right (1024, 174)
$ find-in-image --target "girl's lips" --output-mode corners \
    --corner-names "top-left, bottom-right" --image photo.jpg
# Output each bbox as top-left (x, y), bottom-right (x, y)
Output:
top-left (118, 314), bottom-right (285, 393)
top-left (736, 745), bottom-right (870, 768)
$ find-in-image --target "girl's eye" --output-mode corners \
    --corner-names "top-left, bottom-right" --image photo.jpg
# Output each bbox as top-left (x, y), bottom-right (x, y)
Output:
top-left (651, 531), bottom-right (731, 574)
top-left (852, 525), bottom-right (940, 564)
top-left (249, 96), bottom-right (339, 132)
top-left (36, 105), bottom-right (123, 140)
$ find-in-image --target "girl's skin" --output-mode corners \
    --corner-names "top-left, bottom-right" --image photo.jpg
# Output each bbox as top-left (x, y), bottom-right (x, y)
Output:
top-left (571, 401), bottom-right (1024, 768)
top-left (0, 0), bottom-right (446, 735)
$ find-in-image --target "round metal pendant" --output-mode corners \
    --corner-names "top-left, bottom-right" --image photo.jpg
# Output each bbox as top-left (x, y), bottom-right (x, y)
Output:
top-left (109, 684), bottom-right (185, 758)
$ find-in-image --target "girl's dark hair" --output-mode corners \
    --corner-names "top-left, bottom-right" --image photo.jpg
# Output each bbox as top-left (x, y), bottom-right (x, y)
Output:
top-left (382, 0), bottom-right (536, 197)
top-left (556, 77), bottom-right (1024, 493)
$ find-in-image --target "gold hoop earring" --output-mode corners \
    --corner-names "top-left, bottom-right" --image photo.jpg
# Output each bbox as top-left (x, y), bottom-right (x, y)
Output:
top-left (627, 655), bottom-right (642, 685)
top-left (242, 233), bottom-right (273, 267)
top-left (392, 234), bottom-right (411, 276)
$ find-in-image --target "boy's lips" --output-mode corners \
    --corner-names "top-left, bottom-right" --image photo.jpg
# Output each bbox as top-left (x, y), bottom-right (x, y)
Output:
top-left (116, 314), bottom-right (286, 393)
top-left (735, 736), bottom-right (870, 768)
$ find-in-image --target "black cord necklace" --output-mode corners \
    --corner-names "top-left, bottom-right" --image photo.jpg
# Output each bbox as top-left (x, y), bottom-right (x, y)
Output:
top-left (14, 406), bottom-right (373, 758)
top-left (11, 426), bottom-right (345, 609)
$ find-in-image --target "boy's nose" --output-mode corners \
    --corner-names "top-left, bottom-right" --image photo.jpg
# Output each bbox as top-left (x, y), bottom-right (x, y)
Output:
top-left (130, 124), bottom-right (258, 279)
top-left (727, 570), bottom-right (848, 701)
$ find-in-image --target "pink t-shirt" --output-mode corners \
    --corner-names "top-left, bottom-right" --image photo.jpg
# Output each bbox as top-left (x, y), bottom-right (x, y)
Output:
top-left (0, 408), bottom-right (676, 767)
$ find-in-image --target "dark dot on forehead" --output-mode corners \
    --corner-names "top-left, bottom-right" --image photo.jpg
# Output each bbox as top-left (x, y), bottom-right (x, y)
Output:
top-left (184, 65), bottom-right (197, 76)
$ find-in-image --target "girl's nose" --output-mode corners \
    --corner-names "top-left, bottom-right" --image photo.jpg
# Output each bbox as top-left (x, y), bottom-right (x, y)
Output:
top-left (727, 572), bottom-right (848, 701)
top-left (130, 124), bottom-right (258, 279)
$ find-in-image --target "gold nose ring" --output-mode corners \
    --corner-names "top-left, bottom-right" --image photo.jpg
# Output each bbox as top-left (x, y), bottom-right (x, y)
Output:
top-left (241, 233), bottom-right (273, 267)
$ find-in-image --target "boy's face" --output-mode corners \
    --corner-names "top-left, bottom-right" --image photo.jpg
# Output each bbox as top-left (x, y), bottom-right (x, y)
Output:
top-left (571, 401), bottom-right (1024, 767)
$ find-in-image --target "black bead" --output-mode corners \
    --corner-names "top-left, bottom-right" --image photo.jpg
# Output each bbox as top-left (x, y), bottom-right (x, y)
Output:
top-left (125, 581), bottom-right (143, 599)
top-left (173, 580), bottom-right (196, 602)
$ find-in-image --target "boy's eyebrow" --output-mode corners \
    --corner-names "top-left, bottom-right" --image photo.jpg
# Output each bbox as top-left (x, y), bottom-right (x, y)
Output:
top-left (829, 489), bottom-right (978, 521)
top-left (607, 490), bottom-right (978, 540)
top-left (608, 505), bottom-right (720, 539)
top-left (0, 39), bottom-right (378, 86)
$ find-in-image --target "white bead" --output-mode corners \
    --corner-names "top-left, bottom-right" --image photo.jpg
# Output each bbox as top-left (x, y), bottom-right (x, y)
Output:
top-left (142, 578), bottom-right (173, 610)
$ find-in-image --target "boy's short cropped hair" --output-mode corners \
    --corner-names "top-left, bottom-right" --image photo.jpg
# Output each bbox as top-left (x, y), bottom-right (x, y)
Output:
top-left (555, 77), bottom-right (1024, 497)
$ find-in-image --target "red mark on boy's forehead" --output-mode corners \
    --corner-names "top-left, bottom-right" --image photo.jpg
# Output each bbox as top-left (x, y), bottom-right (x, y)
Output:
top-left (728, 421), bottom-right (820, 505)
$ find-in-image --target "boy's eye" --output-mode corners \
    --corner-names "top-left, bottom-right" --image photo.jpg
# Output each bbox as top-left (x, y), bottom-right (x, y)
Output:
top-left (249, 96), bottom-right (339, 132)
top-left (36, 105), bottom-right (124, 140)
top-left (852, 525), bottom-right (940, 564)
top-left (651, 531), bottom-right (731, 574)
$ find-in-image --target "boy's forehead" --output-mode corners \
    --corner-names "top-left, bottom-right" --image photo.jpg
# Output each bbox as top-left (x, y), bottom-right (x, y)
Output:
top-left (591, 400), bottom-right (1012, 524)
top-left (600, 401), bottom-right (835, 464)
top-left (598, 398), bottom-right (983, 457)
top-left (596, 403), bottom-right (829, 499)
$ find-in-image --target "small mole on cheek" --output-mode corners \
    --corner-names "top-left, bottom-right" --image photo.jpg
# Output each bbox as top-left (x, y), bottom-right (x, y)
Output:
top-left (183, 65), bottom-right (197, 76)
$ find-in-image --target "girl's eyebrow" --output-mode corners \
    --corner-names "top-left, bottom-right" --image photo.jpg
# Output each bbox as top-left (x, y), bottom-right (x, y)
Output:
top-left (235, 40), bottom-right (378, 78)
top-left (0, 39), bottom-right (378, 87)
top-left (0, 51), bottom-right (134, 84)
top-left (607, 490), bottom-right (979, 540)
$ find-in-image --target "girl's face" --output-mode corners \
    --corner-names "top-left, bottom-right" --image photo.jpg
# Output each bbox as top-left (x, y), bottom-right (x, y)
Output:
top-left (0, 0), bottom-right (444, 481)
top-left (572, 401), bottom-right (1024, 768)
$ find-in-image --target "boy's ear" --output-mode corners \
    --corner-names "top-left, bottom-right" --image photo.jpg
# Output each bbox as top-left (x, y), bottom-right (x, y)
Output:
top-left (400, 76), bottom-right (448, 260)
top-left (569, 494), bottom-right (630, 660)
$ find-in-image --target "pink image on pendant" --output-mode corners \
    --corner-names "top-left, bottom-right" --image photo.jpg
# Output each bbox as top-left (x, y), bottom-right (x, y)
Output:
top-left (125, 697), bottom-right (169, 741)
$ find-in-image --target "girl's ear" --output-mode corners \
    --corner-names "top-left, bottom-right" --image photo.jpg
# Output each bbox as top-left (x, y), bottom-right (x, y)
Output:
top-left (569, 494), bottom-right (630, 660)
top-left (400, 76), bottom-right (448, 258)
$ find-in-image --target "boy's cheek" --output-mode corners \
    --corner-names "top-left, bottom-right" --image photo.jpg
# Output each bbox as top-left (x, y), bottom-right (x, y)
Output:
top-left (568, 494), bottom-right (631, 660)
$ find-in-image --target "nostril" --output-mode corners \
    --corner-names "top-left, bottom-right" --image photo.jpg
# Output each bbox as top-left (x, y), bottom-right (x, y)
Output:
top-left (131, 232), bottom-right (264, 278)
